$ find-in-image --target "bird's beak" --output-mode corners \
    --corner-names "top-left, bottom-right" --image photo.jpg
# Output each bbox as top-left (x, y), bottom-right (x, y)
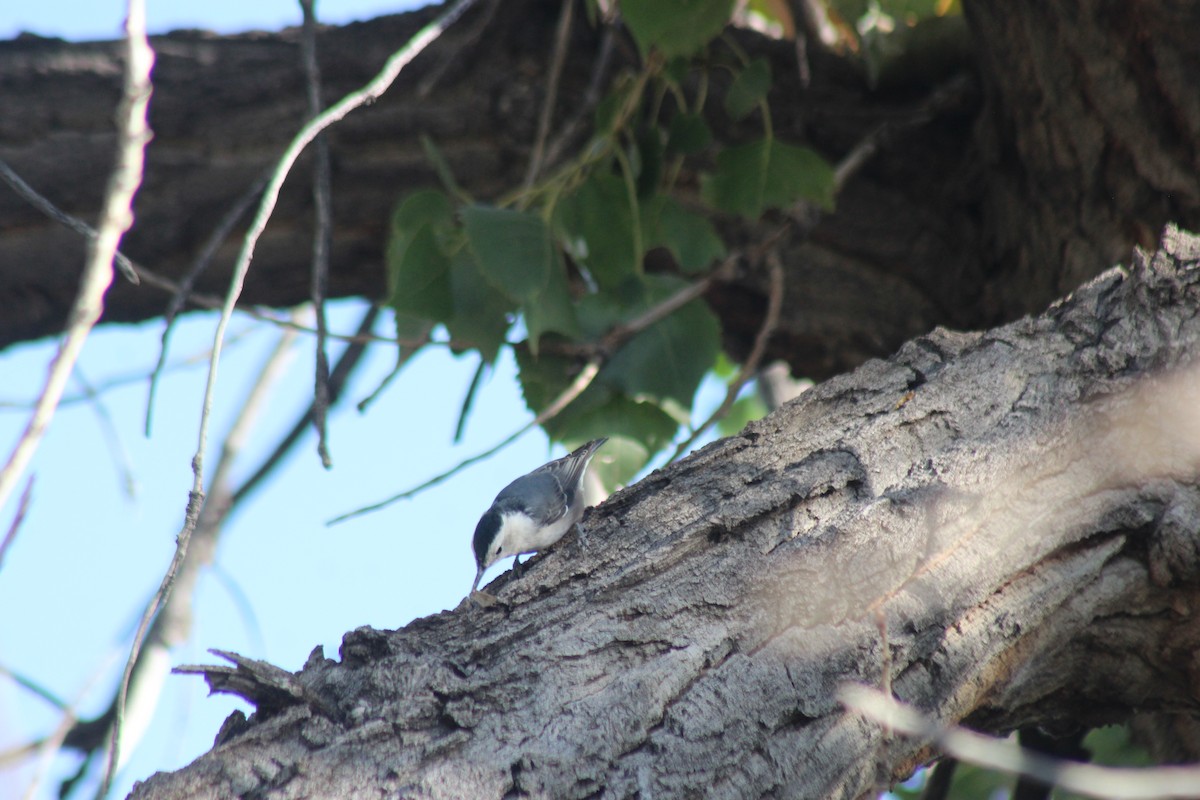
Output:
top-left (471, 565), bottom-right (485, 595)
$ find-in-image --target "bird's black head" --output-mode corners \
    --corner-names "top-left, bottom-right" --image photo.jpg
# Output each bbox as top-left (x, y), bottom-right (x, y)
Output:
top-left (472, 509), bottom-right (502, 568)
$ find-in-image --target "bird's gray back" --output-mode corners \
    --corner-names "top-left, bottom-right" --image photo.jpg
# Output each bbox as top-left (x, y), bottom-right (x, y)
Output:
top-left (495, 470), bottom-right (570, 525)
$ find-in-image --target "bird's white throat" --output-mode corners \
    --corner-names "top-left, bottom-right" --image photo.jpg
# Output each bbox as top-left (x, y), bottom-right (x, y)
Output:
top-left (491, 510), bottom-right (574, 563)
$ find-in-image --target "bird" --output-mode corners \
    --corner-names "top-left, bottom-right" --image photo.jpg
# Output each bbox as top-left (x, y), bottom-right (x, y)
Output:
top-left (470, 438), bottom-right (608, 598)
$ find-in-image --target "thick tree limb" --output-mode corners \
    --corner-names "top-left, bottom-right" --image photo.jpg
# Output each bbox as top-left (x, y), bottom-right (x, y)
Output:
top-left (130, 227), bottom-right (1200, 798)
top-left (4, 1), bottom-right (1198, 382)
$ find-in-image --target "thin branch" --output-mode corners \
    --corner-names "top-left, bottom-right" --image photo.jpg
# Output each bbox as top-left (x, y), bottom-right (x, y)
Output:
top-left (145, 174), bottom-right (267, 436)
top-left (193, 0), bottom-right (480, 516)
top-left (669, 252), bottom-right (783, 461)
top-left (328, 356), bottom-right (602, 525)
top-left (0, 660), bottom-right (68, 715)
top-left (0, 158), bottom-right (139, 285)
top-left (831, 72), bottom-right (973, 192)
top-left (0, 326), bottom-right (260, 412)
top-left (0, 2), bottom-right (153, 520)
top-left (233, 304), bottom-right (381, 506)
top-left (522, 0), bottom-right (574, 189)
top-left (87, 312), bottom-right (301, 797)
top-left (540, 26), bottom-right (616, 171)
top-left (24, 650), bottom-right (122, 800)
top-left (87, 13), bottom-right (156, 788)
top-left (211, 311), bottom-right (303, 496)
top-left (0, 475), bottom-right (33, 571)
top-left (600, 266), bottom-right (729, 354)
top-left (417, 0), bottom-right (500, 97)
top-left (300, 0), bottom-right (335, 469)
top-left (355, 318), bottom-right (434, 412)
top-left (73, 369), bottom-right (139, 498)
top-left (135, 261), bottom-right (422, 347)
top-left (841, 686), bottom-right (1200, 800)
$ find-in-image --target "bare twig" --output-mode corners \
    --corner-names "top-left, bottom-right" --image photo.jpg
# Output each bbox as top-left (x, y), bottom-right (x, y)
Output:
top-left (601, 266), bottom-right (730, 354)
top-left (0, 158), bottom-right (139, 285)
top-left (213, 313), bottom-right (303, 495)
top-left (136, 262), bottom-right (418, 346)
top-left (23, 649), bottom-right (122, 800)
top-left (355, 318), bottom-right (434, 412)
top-left (328, 356), bottom-right (602, 525)
top-left (417, 0), bottom-right (500, 96)
top-left (669, 253), bottom-right (782, 461)
top-left (73, 369), bottom-right (139, 498)
top-left (0, 476), bottom-right (33, 572)
top-left (831, 72), bottom-right (973, 192)
top-left (145, 174), bottom-right (267, 436)
top-left (0, 2), bottom-right (153, 521)
top-left (233, 304), bottom-right (381, 506)
top-left (87, 11), bottom-right (155, 789)
top-left (522, 0), bottom-right (575, 189)
top-left (841, 686), bottom-right (1200, 800)
top-left (85, 311), bottom-right (301, 797)
top-left (541, 26), bottom-right (616, 171)
top-left (0, 662), bottom-right (68, 716)
top-left (300, 0), bottom-right (335, 469)
top-left (195, 0), bottom-right (480, 507)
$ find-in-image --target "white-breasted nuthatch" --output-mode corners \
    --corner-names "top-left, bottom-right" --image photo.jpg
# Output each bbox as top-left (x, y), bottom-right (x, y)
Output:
top-left (471, 438), bottom-right (607, 597)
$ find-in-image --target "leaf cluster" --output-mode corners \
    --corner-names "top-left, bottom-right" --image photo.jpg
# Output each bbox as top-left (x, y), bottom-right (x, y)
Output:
top-left (385, 0), bottom-right (835, 484)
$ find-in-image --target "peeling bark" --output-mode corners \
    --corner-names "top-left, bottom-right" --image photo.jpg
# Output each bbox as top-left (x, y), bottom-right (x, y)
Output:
top-left (129, 227), bottom-right (1200, 799)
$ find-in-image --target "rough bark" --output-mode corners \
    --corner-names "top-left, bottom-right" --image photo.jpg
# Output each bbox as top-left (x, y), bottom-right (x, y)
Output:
top-left (127, 226), bottom-right (1200, 799)
top-left (2, 1), bottom-right (1198, 380)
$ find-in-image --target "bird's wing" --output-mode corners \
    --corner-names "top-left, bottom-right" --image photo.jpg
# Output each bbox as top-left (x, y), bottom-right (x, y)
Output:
top-left (495, 471), bottom-right (569, 525)
top-left (538, 438), bottom-right (605, 497)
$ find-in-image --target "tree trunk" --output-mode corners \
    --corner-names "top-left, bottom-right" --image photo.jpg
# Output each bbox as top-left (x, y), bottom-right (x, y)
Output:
top-left (127, 226), bottom-right (1200, 799)
top-left (2, 1), bottom-right (1198, 381)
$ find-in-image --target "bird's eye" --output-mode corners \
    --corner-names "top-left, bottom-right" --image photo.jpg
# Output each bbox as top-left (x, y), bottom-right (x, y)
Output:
top-left (495, 546), bottom-right (502, 555)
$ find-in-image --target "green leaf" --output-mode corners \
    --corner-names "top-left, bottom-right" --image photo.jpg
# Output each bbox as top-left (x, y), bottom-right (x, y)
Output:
top-left (563, 396), bottom-right (679, 454)
top-left (387, 225), bottom-right (453, 320)
top-left (386, 189), bottom-right (454, 301)
top-left (445, 250), bottom-right (513, 362)
top-left (391, 189), bottom-right (454, 235)
top-left (585, 436), bottom-right (647, 490)
top-left (556, 173), bottom-right (639, 290)
top-left (702, 138), bottom-right (836, 217)
top-left (463, 205), bottom-right (554, 302)
top-left (391, 312), bottom-right (434, 364)
top-left (585, 274), bottom-right (721, 407)
top-left (769, 141), bottom-right (837, 210)
top-left (622, 0), bottom-right (737, 59)
top-left (724, 57), bottom-right (771, 120)
top-left (523, 251), bottom-right (580, 352)
top-left (514, 347), bottom-right (608, 429)
top-left (666, 112), bottom-right (713, 155)
top-left (646, 197), bottom-right (726, 273)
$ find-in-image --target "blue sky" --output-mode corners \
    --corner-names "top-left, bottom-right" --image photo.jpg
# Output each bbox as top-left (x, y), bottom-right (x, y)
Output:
top-left (0, 1), bottom-right (421, 41)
